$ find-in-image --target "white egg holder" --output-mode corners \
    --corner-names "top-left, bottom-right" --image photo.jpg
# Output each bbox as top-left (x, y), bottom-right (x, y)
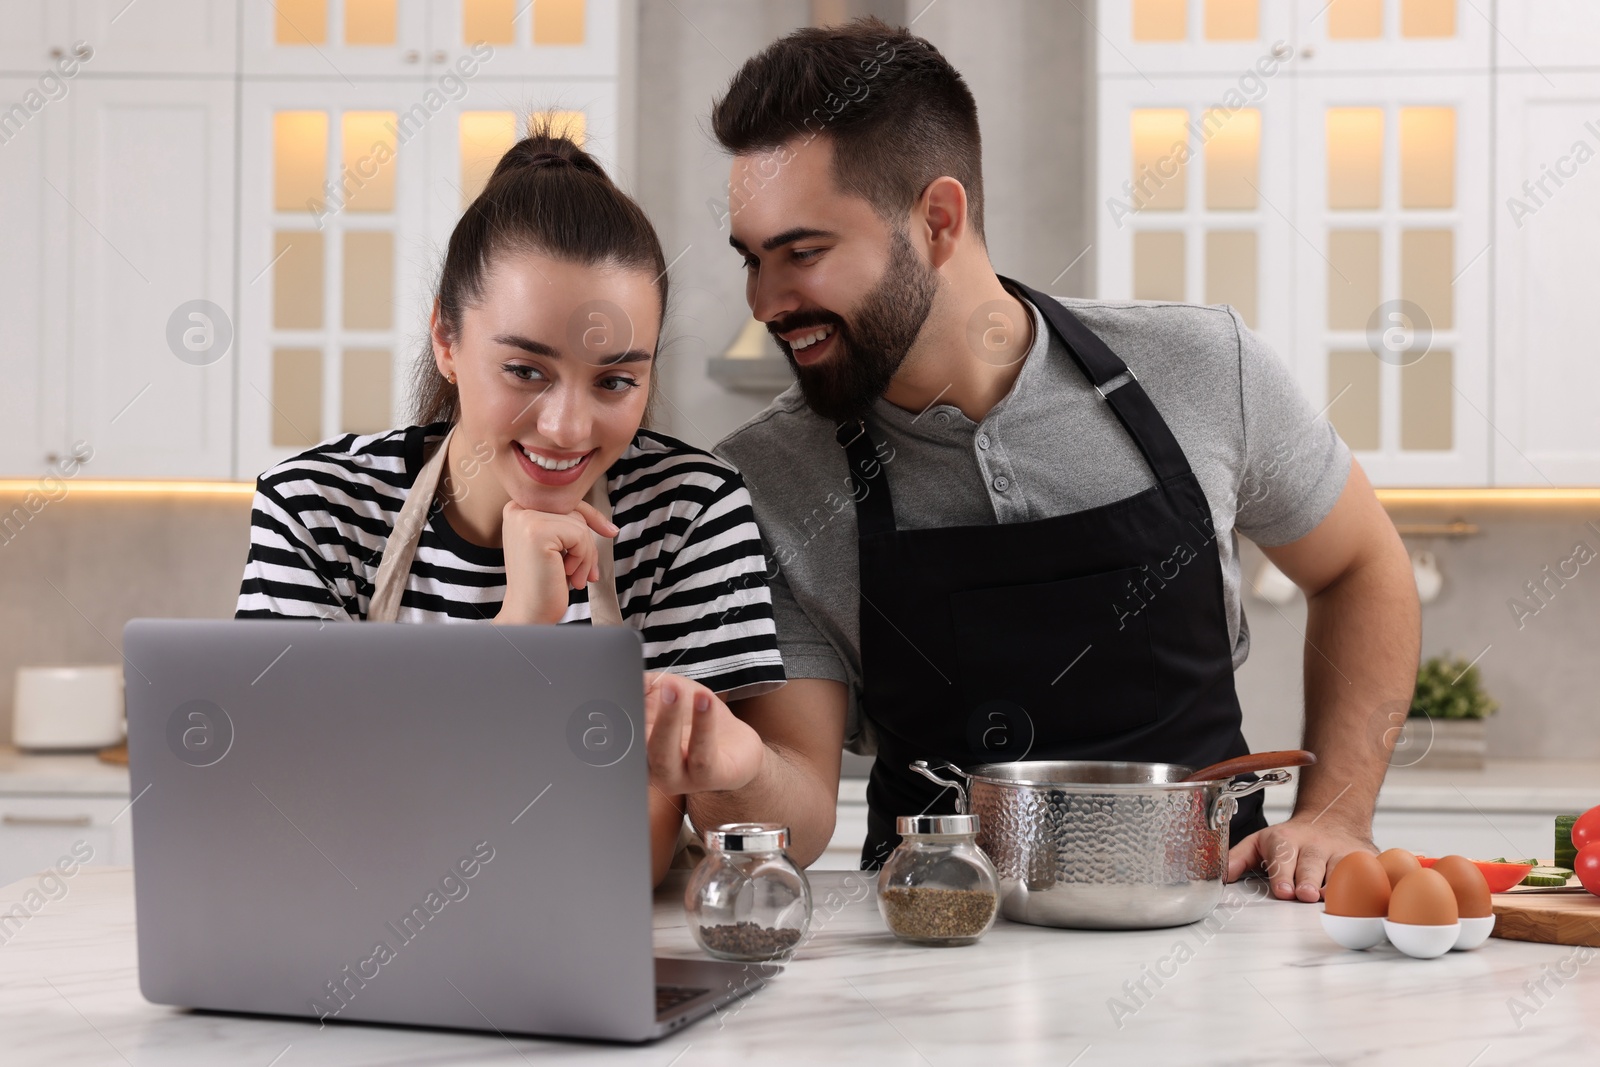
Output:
top-left (1320, 907), bottom-right (1496, 957)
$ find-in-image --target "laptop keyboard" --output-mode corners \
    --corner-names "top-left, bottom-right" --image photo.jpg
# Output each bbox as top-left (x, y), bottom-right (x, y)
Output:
top-left (656, 984), bottom-right (710, 1017)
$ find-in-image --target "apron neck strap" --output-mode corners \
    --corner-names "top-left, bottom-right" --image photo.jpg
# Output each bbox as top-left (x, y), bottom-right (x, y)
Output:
top-left (1000, 277), bottom-right (1194, 486)
top-left (836, 418), bottom-right (898, 536)
top-left (369, 425), bottom-right (624, 626)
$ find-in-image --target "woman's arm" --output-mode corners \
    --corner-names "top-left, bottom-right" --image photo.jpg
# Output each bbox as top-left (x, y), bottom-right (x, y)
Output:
top-left (648, 781), bottom-right (687, 887)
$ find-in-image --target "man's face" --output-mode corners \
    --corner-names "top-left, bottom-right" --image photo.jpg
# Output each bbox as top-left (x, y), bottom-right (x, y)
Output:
top-left (727, 137), bottom-right (940, 423)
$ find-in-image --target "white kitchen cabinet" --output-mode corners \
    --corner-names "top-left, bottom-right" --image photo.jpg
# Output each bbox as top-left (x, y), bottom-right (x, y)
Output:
top-left (1289, 0), bottom-right (1488, 74)
top-left (0, 2), bottom-right (72, 71)
top-left (1492, 70), bottom-right (1600, 486)
top-left (425, 0), bottom-right (622, 80)
top-left (1095, 74), bottom-right (1298, 370)
top-left (241, 0), bottom-right (435, 77)
top-left (1096, 0), bottom-right (1497, 488)
top-left (67, 79), bottom-right (237, 479)
top-left (0, 796), bottom-right (132, 889)
top-left (1291, 73), bottom-right (1491, 486)
top-left (0, 77), bottom-right (71, 478)
top-left (1096, 0), bottom-right (1296, 76)
top-left (236, 80), bottom-right (434, 481)
top-left (69, 0), bottom-right (238, 75)
top-left (1492, 0), bottom-right (1600, 70)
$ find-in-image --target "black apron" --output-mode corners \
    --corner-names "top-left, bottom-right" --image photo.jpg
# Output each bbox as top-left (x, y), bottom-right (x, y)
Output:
top-left (845, 278), bottom-right (1266, 869)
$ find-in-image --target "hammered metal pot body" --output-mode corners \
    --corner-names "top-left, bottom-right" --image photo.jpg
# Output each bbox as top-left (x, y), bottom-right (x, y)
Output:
top-left (967, 761), bottom-right (1235, 930)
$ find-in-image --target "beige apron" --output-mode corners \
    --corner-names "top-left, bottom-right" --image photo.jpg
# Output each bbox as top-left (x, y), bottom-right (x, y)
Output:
top-left (364, 426), bottom-right (699, 864)
top-left (367, 425), bottom-right (622, 625)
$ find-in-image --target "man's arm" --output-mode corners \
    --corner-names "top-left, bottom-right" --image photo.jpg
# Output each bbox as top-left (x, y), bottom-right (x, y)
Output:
top-left (684, 678), bottom-right (847, 868)
top-left (1226, 457), bottom-right (1420, 900)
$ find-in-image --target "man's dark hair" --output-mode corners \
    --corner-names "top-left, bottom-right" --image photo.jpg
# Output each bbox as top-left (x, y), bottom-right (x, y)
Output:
top-left (711, 16), bottom-right (985, 240)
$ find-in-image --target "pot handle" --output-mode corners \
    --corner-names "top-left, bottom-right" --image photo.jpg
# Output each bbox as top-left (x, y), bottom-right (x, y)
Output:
top-left (1208, 767), bottom-right (1296, 831)
top-left (909, 760), bottom-right (971, 814)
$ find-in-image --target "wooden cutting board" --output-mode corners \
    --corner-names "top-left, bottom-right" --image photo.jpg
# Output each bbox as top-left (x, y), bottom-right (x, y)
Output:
top-left (1491, 891), bottom-right (1600, 947)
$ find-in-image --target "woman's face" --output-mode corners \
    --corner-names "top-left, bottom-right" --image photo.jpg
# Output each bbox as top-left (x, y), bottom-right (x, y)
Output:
top-left (435, 251), bottom-right (659, 514)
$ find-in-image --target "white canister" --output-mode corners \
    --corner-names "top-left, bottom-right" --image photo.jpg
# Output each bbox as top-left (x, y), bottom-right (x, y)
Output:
top-left (12, 666), bottom-right (125, 750)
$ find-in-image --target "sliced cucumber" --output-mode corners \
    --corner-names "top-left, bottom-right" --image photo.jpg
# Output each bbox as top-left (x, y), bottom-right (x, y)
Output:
top-left (1523, 868), bottom-right (1573, 887)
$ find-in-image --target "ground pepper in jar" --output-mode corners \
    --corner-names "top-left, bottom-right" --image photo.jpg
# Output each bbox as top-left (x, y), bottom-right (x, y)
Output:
top-left (880, 886), bottom-right (998, 941)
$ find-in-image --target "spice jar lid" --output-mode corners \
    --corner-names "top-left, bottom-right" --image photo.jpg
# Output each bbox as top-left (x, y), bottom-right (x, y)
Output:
top-left (896, 813), bottom-right (980, 835)
top-left (704, 822), bottom-right (790, 852)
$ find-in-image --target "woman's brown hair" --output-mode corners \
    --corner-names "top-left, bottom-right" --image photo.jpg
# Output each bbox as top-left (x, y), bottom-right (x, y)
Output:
top-left (412, 119), bottom-right (668, 426)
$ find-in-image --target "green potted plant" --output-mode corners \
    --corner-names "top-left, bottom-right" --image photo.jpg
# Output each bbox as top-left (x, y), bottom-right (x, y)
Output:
top-left (1394, 653), bottom-right (1499, 770)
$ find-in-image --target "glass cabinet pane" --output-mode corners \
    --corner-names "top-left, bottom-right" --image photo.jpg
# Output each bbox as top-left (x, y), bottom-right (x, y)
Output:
top-left (1327, 108), bottom-right (1384, 210)
top-left (1327, 230), bottom-right (1380, 331)
top-left (1400, 107), bottom-right (1455, 209)
top-left (1205, 0), bottom-right (1258, 40)
top-left (463, 0), bottom-right (517, 44)
top-left (1132, 0), bottom-right (1186, 41)
top-left (341, 112), bottom-right (398, 213)
top-left (1134, 231), bottom-right (1186, 302)
top-left (1402, 0), bottom-right (1456, 38)
top-left (1401, 350), bottom-right (1453, 450)
top-left (272, 348), bottom-right (323, 447)
top-left (1328, 350), bottom-right (1380, 450)
top-left (345, 0), bottom-right (397, 45)
top-left (1327, 0), bottom-right (1383, 39)
top-left (274, 111), bottom-right (328, 213)
top-left (341, 348), bottom-right (392, 434)
top-left (1401, 228), bottom-right (1454, 330)
top-left (1205, 231), bottom-right (1257, 327)
top-left (343, 231), bottom-right (394, 330)
top-left (460, 111), bottom-right (519, 208)
top-left (1204, 108), bottom-right (1259, 210)
top-left (275, 0), bottom-right (327, 45)
top-left (1132, 109), bottom-right (1189, 212)
top-left (273, 231), bottom-right (324, 330)
top-left (534, 0), bottom-right (586, 45)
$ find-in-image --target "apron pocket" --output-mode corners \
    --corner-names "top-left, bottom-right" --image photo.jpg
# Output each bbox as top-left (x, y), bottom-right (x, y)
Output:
top-left (947, 565), bottom-right (1159, 752)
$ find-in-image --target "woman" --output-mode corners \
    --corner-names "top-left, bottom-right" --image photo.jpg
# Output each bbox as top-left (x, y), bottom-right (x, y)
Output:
top-left (236, 130), bottom-right (783, 886)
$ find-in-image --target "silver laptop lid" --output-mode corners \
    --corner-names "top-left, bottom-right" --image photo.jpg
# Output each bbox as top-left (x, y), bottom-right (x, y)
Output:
top-left (124, 619), bottom-right (659, 1042)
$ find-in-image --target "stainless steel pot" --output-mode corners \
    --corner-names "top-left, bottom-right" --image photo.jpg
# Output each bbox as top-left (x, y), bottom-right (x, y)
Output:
top-left (912, 755), bottom-right (1304, 930)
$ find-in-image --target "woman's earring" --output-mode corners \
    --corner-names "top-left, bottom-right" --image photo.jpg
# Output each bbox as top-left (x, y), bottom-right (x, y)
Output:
top-left (447, 372), bottom-right (457, 384)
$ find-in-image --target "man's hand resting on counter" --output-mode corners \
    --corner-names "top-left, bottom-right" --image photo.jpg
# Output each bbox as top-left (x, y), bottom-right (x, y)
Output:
top-left (1227, 817), bottom-right (1378, 902)
top-left (643, 671), bottom-right (764, 795)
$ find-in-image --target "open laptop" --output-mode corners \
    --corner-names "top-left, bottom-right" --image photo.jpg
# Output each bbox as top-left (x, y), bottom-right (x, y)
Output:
top-left (123, 618), bottom-right (769, 1043)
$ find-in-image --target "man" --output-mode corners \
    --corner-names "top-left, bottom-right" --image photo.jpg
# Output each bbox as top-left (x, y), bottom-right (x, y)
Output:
top-left (662, 18), bottom-right (1419, 900)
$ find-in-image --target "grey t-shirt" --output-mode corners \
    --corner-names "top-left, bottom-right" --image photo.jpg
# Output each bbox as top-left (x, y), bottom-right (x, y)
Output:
top-left (714, 293), bottom-right (1352, 724)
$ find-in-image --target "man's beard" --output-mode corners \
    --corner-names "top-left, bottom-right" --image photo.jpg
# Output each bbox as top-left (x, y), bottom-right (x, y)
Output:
top-left (771, 228), bottom-right (940, 425)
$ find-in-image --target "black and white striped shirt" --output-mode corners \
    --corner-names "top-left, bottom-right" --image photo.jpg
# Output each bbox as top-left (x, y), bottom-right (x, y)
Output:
top-left (236, 423), bottom-right (786, 700)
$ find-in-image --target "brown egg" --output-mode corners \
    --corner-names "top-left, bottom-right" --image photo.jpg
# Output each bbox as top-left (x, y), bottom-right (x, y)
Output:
top-left (1323, 852), bottom-right (1391, 917)
top-left (1388, 868), bottom-right (1460, 926)
top-left (1432, 855), bottom-right (1493, 918)
top-left (1377, 848), bottom-right (1422, 889)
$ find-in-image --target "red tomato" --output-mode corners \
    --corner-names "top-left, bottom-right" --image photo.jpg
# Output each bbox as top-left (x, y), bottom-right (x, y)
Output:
top-left (1572, 806), bottom-right (1600, 850)
top-left (1576, 844), bottom-right (1600, 897)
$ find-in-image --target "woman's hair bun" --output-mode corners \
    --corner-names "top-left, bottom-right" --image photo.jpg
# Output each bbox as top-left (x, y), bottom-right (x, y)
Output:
top-left (491, 124), bottom-right (609, 185)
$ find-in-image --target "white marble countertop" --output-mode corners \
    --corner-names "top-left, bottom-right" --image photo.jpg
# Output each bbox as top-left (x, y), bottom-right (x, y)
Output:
top-left (0, 745), bottom-right (129, 796)
top-left (1, 866), bottom-right (1592, 1065)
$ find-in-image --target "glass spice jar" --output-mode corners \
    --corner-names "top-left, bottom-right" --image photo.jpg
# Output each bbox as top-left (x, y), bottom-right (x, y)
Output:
top-left (685, 823), bottom-right (813, 962)
top-left (877, 814), bottom-right (1000, 946)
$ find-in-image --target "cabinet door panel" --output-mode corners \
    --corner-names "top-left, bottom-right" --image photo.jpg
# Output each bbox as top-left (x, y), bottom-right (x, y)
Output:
top-left (237, 81), bottom-right (431, 481)
top-left (0, 77), bottom-right (70, 477)
top-left (1096, 0), bottom-right (1297, 77)
top-left (1293, 74), bottom-right (1490, 486)
top-left (68, 80), bottom-right (236, 479)
top-left (69, 0), bottom-right (237, 75)
top-left (1291, 0), bottom-right (1489, 73)
top-left (1493, 71), bottom-right (1600, 485)
top-left (1493, 0), bottom-right (1600, 70)
top-left (0, 2), bottom-right (71, 71)
top-left (1096, 76), bottom-right (1296, 369)
top-left (241, 0), bottom-right (432, 76)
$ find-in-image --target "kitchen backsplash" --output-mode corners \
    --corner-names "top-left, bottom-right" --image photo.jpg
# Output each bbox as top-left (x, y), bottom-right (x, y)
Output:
top-left (1, 490), bottom-right (1595, 760)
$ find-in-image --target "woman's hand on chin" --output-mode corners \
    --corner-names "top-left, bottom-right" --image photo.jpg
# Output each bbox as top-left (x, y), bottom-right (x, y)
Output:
top-left (643, 671), bottom-right (765, 796)
top-left (494, 497), bottom-right (618, 625)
